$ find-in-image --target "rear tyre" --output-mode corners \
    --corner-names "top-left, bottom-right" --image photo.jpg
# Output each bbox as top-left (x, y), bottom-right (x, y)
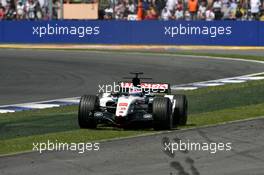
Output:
top-left (152, 97), bottom-right (172, 130)
top-left (78, 95), bottom-right (99, 129)
top-left (172, 94), bottom-right (188, 126)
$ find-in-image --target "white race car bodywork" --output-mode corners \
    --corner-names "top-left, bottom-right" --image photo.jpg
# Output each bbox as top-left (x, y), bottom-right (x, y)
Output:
top-left (99, 93), bottom-right (176, 117)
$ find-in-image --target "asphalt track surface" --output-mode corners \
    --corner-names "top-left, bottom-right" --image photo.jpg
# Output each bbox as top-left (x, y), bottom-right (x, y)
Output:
top-left (1, 49), bottom-right (264, 175)
top-left (1, 118), bottom-right (264, 175)
top-left (1, 49), bottom-right (264, 105)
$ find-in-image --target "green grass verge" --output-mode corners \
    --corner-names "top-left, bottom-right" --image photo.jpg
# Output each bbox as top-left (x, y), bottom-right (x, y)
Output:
top-left (187, 103), bottom-right (264, 127)
top-left (0, 106), bottom-right (149, 155)
top-left (184, 79), bottom-right (264, 114)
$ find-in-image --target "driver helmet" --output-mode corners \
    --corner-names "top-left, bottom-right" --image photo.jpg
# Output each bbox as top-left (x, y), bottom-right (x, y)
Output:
top-left (129, 86), bottom-right (142, 96)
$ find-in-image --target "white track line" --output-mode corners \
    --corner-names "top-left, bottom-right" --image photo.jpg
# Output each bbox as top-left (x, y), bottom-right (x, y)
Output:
top-left (0, 110), bottom-right (15, 113)
top-left (16, 104), bottom-right (60, 109)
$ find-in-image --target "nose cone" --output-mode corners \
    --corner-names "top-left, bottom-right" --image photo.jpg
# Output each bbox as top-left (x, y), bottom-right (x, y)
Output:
top-left (116, 97), bottom-right (130, 117)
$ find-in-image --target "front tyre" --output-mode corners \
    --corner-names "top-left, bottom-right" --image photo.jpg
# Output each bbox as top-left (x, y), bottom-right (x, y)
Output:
top-left (78, 95), bottom-right (99, 129)
top-left (152, 97), bottom-right (172, 130)
top-left (172, 94), bottom-right (188, 126)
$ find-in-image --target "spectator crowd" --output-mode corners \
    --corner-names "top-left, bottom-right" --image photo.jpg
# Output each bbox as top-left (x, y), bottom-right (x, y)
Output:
top-left (0, 0), bottom-right (263, 20)
top-left (100, 0), bottom-right (264, 20)
top-left (0, 0), bottom-right (61, 20)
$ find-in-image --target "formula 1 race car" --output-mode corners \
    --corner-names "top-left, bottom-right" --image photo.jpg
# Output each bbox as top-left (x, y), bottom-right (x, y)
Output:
top-left (78, 72), bottom-right (188, 130)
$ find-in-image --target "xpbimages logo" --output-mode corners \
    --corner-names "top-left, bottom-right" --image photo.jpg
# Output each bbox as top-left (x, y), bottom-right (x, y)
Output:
top-left (32, 140), bottom-right (100, 154)
top-left (163, 138), bottom-right (232, 154)
top-left (97, 82), bottom-right (167, 94)
top-left (32, 24), bottom-right (100, 38)
top-left (164, 24), bottom-right (232, 38)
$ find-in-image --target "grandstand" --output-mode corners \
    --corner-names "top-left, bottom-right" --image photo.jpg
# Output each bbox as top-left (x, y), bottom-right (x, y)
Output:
top-left (0, 0), bottom-right (263, 20)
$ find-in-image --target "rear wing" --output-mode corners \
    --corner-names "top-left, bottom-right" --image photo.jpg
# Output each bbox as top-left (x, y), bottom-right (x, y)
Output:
top-left (119, 82), bottom-right (171, 94)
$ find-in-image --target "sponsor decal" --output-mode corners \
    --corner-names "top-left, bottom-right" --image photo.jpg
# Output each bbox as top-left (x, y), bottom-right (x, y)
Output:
top-left (120, 82), bottom-right (168, 89)
top-left (119, 102), bottom-right (128, 107)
